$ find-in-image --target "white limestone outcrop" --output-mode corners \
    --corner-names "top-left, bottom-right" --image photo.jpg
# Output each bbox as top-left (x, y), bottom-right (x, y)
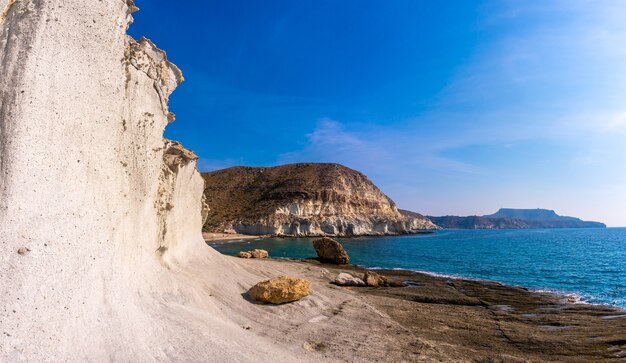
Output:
top-left (230, 213), bottom-right (436, 237)
top-left (0, 1), bottom-right (301, 361)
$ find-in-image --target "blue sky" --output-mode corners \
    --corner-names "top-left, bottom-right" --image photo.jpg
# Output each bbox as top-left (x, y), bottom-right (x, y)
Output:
top-left (130, 1), bottom-right (626, 227)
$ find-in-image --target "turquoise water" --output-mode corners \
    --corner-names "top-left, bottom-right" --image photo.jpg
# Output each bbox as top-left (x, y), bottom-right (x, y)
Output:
top-left (209, 228), bottom-right (626, 308)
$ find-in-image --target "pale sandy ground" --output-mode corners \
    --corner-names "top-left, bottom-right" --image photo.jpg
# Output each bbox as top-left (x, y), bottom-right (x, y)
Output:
top-left (212, 255), bottom-right (417, 363)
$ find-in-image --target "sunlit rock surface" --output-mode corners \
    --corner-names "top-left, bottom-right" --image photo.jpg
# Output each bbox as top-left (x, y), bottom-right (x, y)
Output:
top-left (202, 163), bottom-right (438, 236)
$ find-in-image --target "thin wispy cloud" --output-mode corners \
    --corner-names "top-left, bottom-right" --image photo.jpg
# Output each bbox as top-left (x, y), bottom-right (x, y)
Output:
top-left (279, 119), bottom-right (480, 176)
top-left (277, 1), bottom-right (626, 226)
top-left (133, 0), bottom-right (626, 226)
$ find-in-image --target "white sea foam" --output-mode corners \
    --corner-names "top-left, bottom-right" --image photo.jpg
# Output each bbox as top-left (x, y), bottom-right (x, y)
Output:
top-left (532, 289), bottom-right (594, 306)
top-left (362, 266), bottom-right (612, 308)
top-left (364, 266), bottom-right (498, 283)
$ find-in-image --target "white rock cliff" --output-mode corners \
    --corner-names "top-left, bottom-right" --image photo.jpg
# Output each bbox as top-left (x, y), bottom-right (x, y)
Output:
top-left (0, 1), bottom-right (301, 361)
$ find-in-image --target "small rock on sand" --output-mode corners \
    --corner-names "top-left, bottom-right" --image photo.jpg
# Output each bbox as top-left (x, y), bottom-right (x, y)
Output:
top-left (303, 340), bottom-right (326, 352)
top-left (17, 247), bottom-right (30, 256)
top-left (312, 237), bottom-right (349, 264)
top-left (334, 272), bottom-right (365, 286)
top-left (237, 251), bottom-right (252, 258)
top-left (248, 276), bottom-right (311, 304)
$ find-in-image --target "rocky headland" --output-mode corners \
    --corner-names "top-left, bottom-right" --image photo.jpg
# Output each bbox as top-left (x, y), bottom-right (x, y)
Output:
top-left (202, 163), bottom-right (437, 237)
top-left (429, 208), bottom-right (606, 229)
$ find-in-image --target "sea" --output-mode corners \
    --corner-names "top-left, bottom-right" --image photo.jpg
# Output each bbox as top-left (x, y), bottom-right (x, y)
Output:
top-left (208, 228), bottom-right (626, 309)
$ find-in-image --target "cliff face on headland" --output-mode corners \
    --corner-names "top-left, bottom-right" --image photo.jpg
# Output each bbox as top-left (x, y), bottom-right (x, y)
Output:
top-left (202, 163), bottom-right (437, 236)
top-left (0, 1), bottom-right (295, 361)
top-left (429, 208), bottom-right (606, 229)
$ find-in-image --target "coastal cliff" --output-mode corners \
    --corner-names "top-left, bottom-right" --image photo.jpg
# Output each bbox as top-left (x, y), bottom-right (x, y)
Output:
top-left (429, 208), bottom-right (606, 229)
top-left (0, 1), bottom-right (296, 361)
top-left (202, 163), bottom-right (437, 236)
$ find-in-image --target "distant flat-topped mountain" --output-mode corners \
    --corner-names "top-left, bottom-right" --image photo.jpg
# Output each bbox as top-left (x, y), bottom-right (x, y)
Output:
top-left (428, 208), bottom-right (606, 229)
top-left (485, 208), bottom-right (572, 221)
top-left (202, 163), bottom-right (437, 236)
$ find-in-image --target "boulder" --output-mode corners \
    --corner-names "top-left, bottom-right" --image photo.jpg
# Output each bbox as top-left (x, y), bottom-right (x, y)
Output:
top-left (312, 237), bottom-right (349, 264)
top-left (236, 249), bottom-right (268, 258)
top-left (250, 249), bottom-right (269, 259)
top-left (363, 271), bottom-right (388, 287)
top-left (333, 272), bottom-right (365, 287)
top-left (248, 276), bottom-right (311, 304)
top-left (17, 247), bottom-right (30, 256)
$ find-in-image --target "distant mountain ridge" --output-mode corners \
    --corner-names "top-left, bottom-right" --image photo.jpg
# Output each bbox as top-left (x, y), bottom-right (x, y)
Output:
top-left (428, 208), bottom-right (606, 229)
top-left (485, 208), bottom-right (574, 221)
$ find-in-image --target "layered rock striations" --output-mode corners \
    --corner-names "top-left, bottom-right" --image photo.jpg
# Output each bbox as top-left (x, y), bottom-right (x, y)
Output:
top-left (202, 163), bottom-right (437, 236)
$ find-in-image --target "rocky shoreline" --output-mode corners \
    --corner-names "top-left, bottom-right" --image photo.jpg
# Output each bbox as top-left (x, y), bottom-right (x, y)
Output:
top-left (237, 256), bottom-right (626, 361)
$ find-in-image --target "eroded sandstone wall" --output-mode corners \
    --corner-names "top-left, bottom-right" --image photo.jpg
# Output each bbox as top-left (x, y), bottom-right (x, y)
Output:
top-left (0, 1), bottom-right (215, 359)
top-left (231, 213), bottom-right (436, 237)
